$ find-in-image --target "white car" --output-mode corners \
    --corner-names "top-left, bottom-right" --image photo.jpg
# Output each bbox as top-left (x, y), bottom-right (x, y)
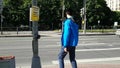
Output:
top-left (115, 29), bottom-right (120, 37)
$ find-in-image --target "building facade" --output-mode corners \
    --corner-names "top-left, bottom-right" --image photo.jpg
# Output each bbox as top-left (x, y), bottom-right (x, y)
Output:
top-left (105, 0), bottom-right (120, 11)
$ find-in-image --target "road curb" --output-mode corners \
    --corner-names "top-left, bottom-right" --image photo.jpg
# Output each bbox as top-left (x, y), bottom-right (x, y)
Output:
top-left (0, 35), bottom-right (49, 37)
top-left (0, 32), bottom-right (115, 37)
top-left (80, 33), bottom-right (115, 36)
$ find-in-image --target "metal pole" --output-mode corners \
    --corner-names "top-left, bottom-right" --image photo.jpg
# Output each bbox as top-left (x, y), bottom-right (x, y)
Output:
top-left (83, 0), bottom-right (86, 34)
top-left (31, 0), bottom-right (41, 68)
top-left (29, 21), bottom-right (32, 31)
top-left (81, 8), bottom-right (84, 30)
top-left (1, 14), bottom-right (3, 35)
top-left (61, 0), bottom-right (65, 32)
top-left (0, 0), bottom-right (3, 35)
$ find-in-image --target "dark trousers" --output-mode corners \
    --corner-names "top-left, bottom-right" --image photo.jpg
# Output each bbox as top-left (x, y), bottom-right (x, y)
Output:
top-left (58, 46), bottom-right (77, 68)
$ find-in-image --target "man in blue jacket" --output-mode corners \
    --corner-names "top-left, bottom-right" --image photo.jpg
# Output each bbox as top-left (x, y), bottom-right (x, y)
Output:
top-left (58, 9), bottom-right (79, 68)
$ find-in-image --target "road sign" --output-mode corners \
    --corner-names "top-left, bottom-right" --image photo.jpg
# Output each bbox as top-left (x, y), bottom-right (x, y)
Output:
top-left (30, 6), bottom-right (39, 21)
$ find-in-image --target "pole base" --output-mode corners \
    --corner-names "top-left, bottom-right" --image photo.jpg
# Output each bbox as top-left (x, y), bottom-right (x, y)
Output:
top-left (31, 56), bottom-right (41, 68)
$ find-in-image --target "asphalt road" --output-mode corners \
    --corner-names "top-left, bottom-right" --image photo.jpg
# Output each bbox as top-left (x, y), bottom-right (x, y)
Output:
top-left (0, 35), bottom-right (120, 67)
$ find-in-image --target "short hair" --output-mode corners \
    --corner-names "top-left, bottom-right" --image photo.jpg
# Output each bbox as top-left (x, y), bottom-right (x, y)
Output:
top-left (65, 8), bottom-right (73, 16)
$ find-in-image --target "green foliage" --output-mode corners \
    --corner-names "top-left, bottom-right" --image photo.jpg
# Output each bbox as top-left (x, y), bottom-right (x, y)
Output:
top-left (2, 0), bottom-right (82, 30)
top-left (86, 0), bottom-right (113, 26)
top-left (38, 0), bottom-right (82, 30)
top-left (65, 0), bottom-right (82, 24)
top-left (1, 0), bottom-right (118, 30)
top-left (3, 0), bottom-right (30, 27)
top-left (38, 0), bottom-right (61, 30)
top-left (112, 11), bottom-right (120, 24)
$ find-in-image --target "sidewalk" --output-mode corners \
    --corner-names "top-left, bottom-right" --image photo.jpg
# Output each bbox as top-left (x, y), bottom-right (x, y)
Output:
top-left (42, 63), bottom-right (120, 68)
top-left (43, 64), bottom-right (120, 68)
top-left (16, 63), bottom-right (120, 68)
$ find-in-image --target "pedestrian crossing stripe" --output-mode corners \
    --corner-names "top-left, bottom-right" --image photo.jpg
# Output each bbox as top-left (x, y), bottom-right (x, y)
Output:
top-left (52, 57), bottom-right (120, 64)
top-left (76, 47), bottom-right (120, 52)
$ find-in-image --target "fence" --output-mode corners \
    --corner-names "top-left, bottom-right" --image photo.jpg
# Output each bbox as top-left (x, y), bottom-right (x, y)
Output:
top-left (0, 27), bottom-right (32, 35)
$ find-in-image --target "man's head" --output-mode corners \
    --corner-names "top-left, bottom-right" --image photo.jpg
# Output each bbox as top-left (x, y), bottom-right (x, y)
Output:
top-left (65, 8), bottom-right (73, 16)
top-left (65, 8), bottom-right (73, 18)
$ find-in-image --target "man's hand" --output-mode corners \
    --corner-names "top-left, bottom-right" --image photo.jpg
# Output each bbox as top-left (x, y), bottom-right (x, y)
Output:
top-left (64, 48), bottom-right (68, 52)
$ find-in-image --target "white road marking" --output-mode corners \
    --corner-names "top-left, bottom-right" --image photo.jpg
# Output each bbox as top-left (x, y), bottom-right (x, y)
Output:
top-left (16, 66), bottom-right (30, 68)
top-left (52, 57), bottom-right (120, 64)
top-left (56, 42), bottom-right (107, 46)
top-left (79, 43), bottom-right (106, 46)
top-left (76, 47), bottom-right (120, 52)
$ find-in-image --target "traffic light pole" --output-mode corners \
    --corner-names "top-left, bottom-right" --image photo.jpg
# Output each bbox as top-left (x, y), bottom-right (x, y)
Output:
top-left (83, 0), bottom-right (86, 34)
top-left (31, 0), bottom-right (41, 68)
top-left (1, 13), bottom-right (3, 35)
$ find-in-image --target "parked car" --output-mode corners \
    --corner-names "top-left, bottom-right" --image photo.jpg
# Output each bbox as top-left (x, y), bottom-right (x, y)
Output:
top-left (115, 29), bottom-right (120, 37)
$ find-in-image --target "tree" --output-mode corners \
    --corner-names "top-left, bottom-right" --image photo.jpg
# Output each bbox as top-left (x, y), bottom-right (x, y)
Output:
top-left (86, 0), bottom-right (113, 27)
top-left (65, 0), bottom-right (82, 24)
top-left (37, 0), bottom-right (61, 30)
top-left (38, 0), bottom-right (82, 30)
top-left (3, 0), bottom-right (22, 27)
top-left (112, 11), bottom-right (120, 25)
top-left (2, 0), bottom-right (83, 30)
top-left (3, 0), bottom-right (31, 27)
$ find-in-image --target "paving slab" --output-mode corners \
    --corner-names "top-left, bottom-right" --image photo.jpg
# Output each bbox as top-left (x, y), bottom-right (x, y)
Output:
top-left (42, 63), bottom-right (120, 68)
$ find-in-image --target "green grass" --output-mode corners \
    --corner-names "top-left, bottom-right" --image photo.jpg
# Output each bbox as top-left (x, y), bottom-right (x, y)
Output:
top-left (79, 29), bottom-right (116, 33)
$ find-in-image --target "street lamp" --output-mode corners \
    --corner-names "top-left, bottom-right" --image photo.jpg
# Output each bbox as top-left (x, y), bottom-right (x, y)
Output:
top-left (83, 0), bottom-right (87, 34)
top-left (31, 0), bottom-right (41, 68)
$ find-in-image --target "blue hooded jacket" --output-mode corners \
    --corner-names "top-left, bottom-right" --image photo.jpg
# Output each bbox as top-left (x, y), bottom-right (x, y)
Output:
top-left (61, 18), bottom-right (79, 47)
